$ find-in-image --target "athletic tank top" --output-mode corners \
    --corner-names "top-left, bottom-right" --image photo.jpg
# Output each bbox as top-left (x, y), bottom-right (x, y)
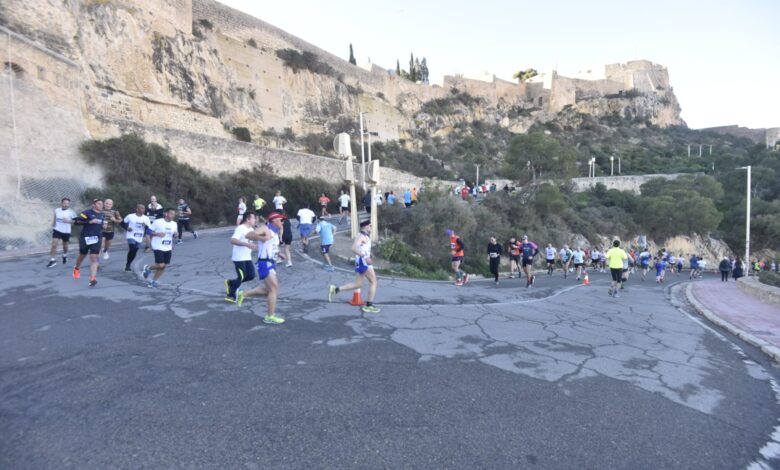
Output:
top-left (257, 224), bottom-right (280, 260)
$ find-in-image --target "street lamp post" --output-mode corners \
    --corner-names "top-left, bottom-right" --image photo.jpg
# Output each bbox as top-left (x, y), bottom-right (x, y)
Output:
top-left (610, 156), bottom-right (614, 176)
top-left (618, 157), bottom-right (621, 174)
top-left (359, 112), bottom-right (367, 190)
top-left (738, 166), bottom-right (752, 274)
top-left (591, 158), bottom-right (596, 178)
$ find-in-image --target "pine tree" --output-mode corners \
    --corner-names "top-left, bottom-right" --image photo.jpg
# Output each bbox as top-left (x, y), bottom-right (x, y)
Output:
top-left (396, 59), bottom-right (401, 76)
top-left (421, 57), bottom-right (429, 84)
top-left (349, 43), bottom-right (356, 65)
top-left (414, 58), bottom-right (421, 82)
top-left (409, 53), bottom-right (416, 82)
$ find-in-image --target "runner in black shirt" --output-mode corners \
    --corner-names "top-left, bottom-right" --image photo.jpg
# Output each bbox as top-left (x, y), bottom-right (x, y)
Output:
top-left (487, 236), bottom-right (502, 285)
top-left (73, 199), bottom-right (105, 287)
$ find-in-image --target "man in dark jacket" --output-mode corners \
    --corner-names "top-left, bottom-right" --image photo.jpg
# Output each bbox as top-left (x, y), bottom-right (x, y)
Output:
top-left (719, 257), bottom-right (732, 282)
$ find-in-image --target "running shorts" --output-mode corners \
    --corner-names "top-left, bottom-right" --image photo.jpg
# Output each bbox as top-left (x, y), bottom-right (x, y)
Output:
top-left (611, 268), bottom-right (623, 282)
top-left (574, 263), bottom-right (584, 268)
top-left (509, 255), bottom-right (520, 262)
top-left (341, 204), bottom-right (350, 212)
top-left (52, 229), bottom-right (71, 242)
top-left (321, 244), bottom-right (331, 254)
top-left (102, 231), bottom-right (115, 241)
top-left (256, 259), bottom-right (276, 280)
top-left (153, 249), bottom-right (172, 265)
top-left (78, 236), bottom-right (102, 255)
top-left (522, 258), bottom-right (534, 267)
top-left (299, 224), bottom-right (313, 238)
top-left (355, 256), bottom-right (370, 274)
top-left (546, 258), bottom-right (555, 265)
top-left (282, 235), bottom-right (293, 246)
top-left (451, 256), bottom-right (463, 262)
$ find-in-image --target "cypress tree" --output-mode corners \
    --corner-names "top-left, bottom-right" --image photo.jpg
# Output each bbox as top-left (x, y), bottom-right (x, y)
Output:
top-left (349, 43), bottom-right (356, 65)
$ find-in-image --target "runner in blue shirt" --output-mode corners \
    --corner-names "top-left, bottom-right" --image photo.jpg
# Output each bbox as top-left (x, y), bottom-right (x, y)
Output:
top-left (316, 216), bottom-right (337, 271)
top-left (519, 235), bottom-right (539, 288)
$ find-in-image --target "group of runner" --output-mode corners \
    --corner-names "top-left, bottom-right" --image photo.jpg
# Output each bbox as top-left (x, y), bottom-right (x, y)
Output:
top-left (47, 196), bottom-right (193, 288)
top-left (48, 192), bottom-right (722, 325)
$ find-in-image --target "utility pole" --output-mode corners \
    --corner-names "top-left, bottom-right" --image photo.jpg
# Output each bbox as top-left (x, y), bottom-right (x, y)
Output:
top-left (475, 164), bottom-right (480, 187)
top-left (687, 144), bottom-right (691, 158)
top-left (699, 144), bottom-right (702, 158)
top-left (359, 112), bottom-right (366, 191)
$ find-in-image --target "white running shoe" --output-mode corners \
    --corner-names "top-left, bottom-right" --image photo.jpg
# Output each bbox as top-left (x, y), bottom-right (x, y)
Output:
top-left (103, 252), bottom-right (109, 260)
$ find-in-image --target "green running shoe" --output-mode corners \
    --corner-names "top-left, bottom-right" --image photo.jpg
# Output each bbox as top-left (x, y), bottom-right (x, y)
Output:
top-left (236, 290), bottom-right (245, 308)
top-left (361, 305), bottom-right (381, 314)
top-left (263, 314), bottom-right (285, 324)
top-left (224, 279), bottom-right (229, 295)
top-left (328, 284), bottom-right (337, 303)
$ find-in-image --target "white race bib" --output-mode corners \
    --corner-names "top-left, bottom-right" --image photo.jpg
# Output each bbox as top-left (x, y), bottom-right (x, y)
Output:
top-left (133, 232), bottom-right (143, 239)
top-left (85, 236), bottom-right (99, 245)
top-left (163, 240), bottom-right (172, 245)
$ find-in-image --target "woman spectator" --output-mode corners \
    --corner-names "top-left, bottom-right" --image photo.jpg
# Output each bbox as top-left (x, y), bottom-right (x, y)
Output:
top-left (732, 257), bottom-right (744, 280)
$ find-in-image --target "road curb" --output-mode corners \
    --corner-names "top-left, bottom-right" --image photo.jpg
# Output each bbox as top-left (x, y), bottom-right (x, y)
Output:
top-left (684, 283), bottom-right (780, 363)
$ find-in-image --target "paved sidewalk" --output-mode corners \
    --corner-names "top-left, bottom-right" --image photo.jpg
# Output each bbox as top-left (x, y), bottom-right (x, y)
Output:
top-left (687, 279), bottom-right (780, 361)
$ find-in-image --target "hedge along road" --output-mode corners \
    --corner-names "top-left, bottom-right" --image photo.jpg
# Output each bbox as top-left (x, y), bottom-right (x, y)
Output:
top-left (1, 223), bottom-right (779, 469)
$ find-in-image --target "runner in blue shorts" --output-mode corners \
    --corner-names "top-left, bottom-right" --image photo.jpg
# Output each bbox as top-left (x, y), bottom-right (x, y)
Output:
top-left (327, 220), bottom-right (380, 313)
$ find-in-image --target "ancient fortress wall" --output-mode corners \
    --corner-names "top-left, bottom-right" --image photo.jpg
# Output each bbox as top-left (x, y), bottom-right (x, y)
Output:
top-left (1, 26), bottom-right (103, 248)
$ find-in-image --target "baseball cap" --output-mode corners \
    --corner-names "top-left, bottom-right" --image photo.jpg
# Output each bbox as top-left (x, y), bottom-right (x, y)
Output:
top-left (522, 235), bottom-right (528, 240)
top-left (360, 220), bottom-right (371, 228)
top-left (267, 212), bottom-right (284, 222)
top-left (446, 229), bottom-right (455, 236)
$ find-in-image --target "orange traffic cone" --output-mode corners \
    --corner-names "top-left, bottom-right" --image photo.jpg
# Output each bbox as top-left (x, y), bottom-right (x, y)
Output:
top-left (348, 289), bottom-right (365, 306)
top-left (583, 272), bottom-right (590, 286)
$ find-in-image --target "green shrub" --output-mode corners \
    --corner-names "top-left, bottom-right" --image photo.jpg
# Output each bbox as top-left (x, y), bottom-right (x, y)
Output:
top-left (80, 135), bottom-right (342, 226)
top-left (275, 48), bottom-right (339, 79)
top-left (759, 271), bottom-right (780, 288)
top-left (231, 127), bottom-right (251, 142)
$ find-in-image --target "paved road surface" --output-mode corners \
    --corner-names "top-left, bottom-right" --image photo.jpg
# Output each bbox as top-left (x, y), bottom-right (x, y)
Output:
top-left (1, 228), bottom-right (779, 469)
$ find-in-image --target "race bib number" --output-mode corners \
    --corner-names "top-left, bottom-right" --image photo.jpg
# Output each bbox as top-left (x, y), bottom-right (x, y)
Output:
top-left (163, 240), bottom-right (172, 245)
top-left (489, 253), bottom-right (499, 258)
top-left (85, 236), bottom-right (99, 245)
top-left (133, 232), bottom-right (143, 239)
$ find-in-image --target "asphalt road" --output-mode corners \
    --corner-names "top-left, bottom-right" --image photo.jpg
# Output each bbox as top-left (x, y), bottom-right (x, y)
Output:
top-left (2, 228), bottom-right (780, 469)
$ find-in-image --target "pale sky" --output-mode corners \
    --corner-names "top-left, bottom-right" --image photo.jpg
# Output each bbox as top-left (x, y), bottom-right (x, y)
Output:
top-left (219, 0), bottom-right (779, 130)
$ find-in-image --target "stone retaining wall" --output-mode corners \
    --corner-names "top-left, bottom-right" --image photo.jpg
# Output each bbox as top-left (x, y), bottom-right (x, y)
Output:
top-left (737, 277), bottom-right (780, 308)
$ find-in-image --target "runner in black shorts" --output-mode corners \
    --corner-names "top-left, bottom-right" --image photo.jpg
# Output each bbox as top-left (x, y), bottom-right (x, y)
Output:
top-left (281, 212), bottom-right (293, 267)
top-left (73, 198), bottom-right (106, 287)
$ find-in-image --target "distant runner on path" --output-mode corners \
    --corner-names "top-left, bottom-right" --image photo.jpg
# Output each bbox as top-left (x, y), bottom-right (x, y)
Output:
top-left (487, 236), bottom-right (502, 285)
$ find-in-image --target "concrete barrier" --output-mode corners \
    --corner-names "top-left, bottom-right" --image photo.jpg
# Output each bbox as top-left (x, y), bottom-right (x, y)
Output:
top-left (737, 276), bottom-right (780, 307)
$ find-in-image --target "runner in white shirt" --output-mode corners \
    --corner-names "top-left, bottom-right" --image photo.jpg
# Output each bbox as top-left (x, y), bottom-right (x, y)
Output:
top-left (337, 190), bottom-right (351, 225)
top-left (225, 212), bottom-right (258, 303)
top-left (545, 243), bottom-right (557, 276)
top-left (572, 247), bottom-right (586, 281)
top-left (272, 191), bottom-right (287, 211)
top-left (47, 197), bottom-right (77, 268)
top-left (236, 197), bottom-right (247, 226)
top-left (123, 204), bottom-right (151, 272)
top-left (237, 212), bottom-right (286, 325)
top-left (296, 205), bottom-right (317, 253)
top-left (327, 220), bottom-right (380, 313)
top-left (142, 208), bottom-right (178, 288)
